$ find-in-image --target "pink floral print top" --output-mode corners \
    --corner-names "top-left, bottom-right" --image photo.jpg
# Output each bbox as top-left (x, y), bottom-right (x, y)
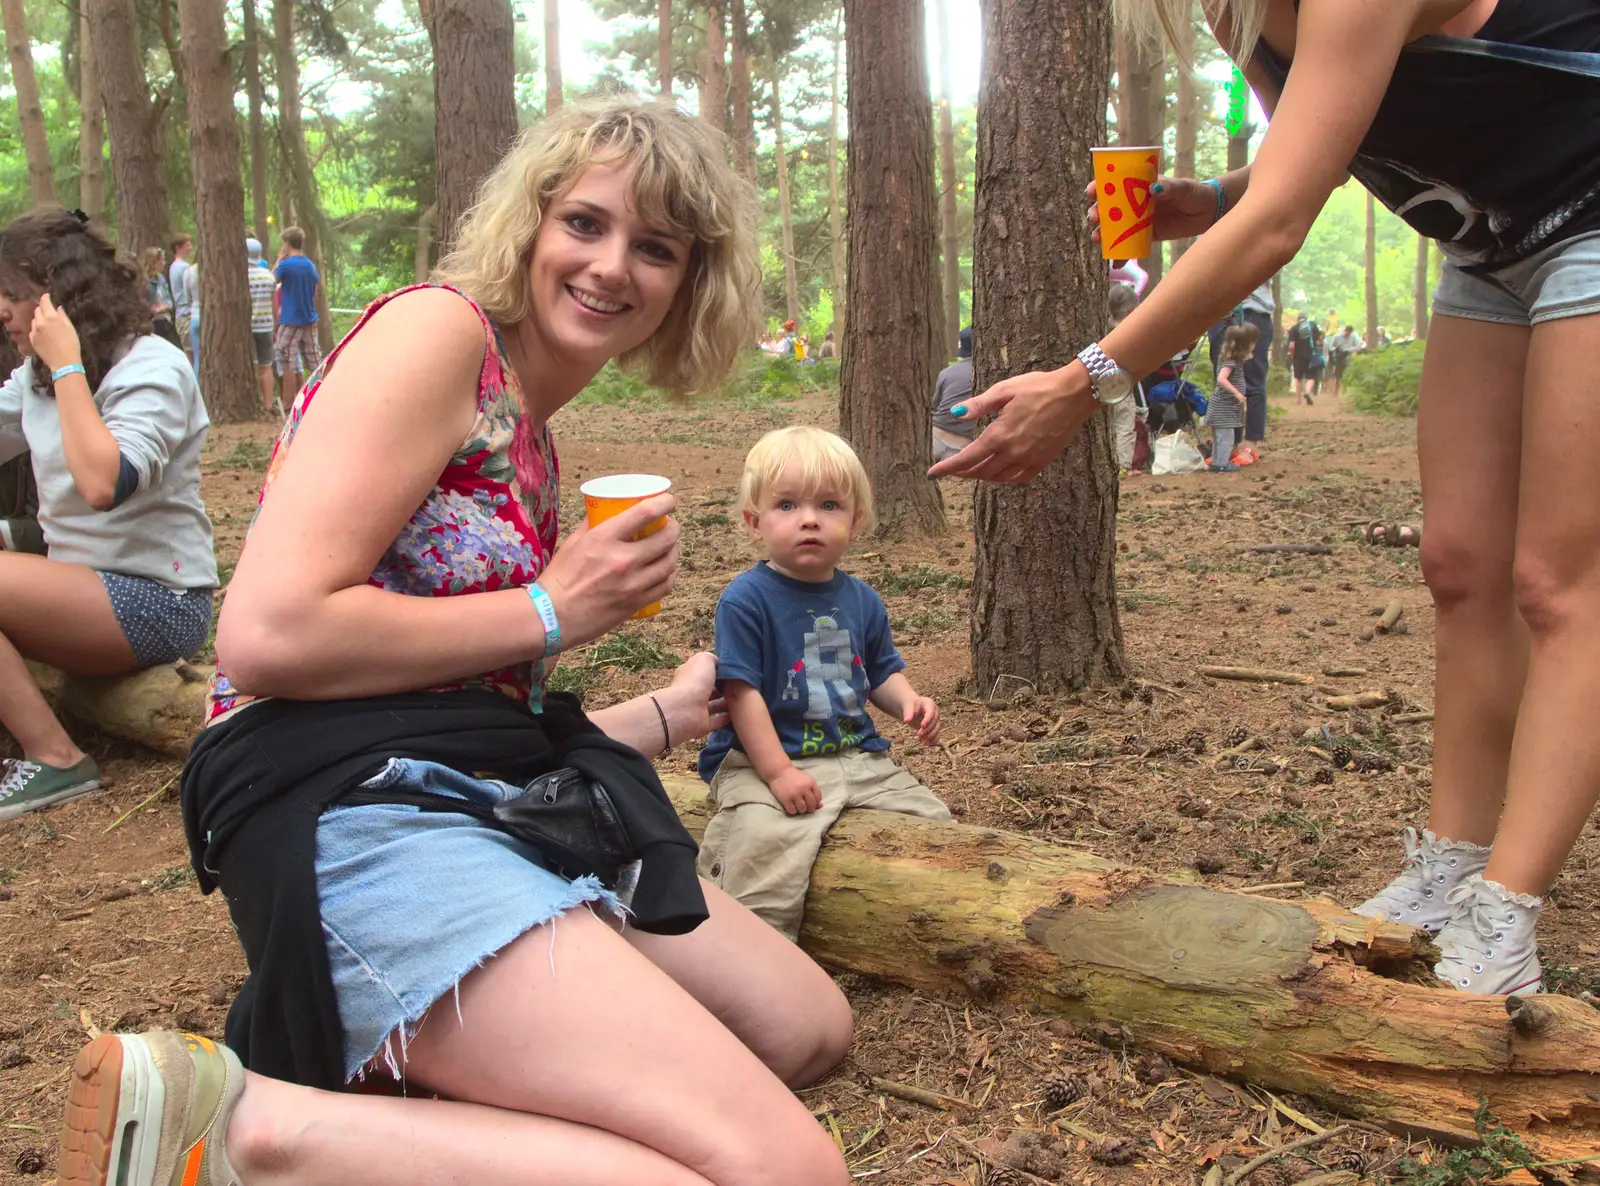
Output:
top-left (206, 284), bottom-right (560, 723)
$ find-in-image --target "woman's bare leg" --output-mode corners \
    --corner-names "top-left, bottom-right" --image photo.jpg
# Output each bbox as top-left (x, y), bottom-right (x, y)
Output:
top-left (227, 1073), bottom-right (718, 1186)
top-left (1416, 314), bottom-right (1531, 845)
top-left (231, 906), bottom-right (846, 1186)
top-left (0, 554), bottom-right (135, 764)
top-left (1488, 310), bottom-right (1600, 894)
top-left (624, 879), bottom-right (853, 1087)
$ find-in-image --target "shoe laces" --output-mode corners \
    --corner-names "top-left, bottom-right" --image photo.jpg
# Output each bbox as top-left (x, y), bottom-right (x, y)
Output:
top-left (0, 760), bottom-right (41, 800)
top-left (1441, 879), bottom-right (1523, 967)
top-left (1371, 827), bottom-right (1462, 909)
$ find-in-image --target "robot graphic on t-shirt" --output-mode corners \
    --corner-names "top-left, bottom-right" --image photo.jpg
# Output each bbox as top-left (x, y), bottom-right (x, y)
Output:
top-left (799, 612), bottom-right (863, 722)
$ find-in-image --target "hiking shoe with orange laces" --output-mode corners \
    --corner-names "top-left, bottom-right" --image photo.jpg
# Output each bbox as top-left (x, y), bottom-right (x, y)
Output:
top-left (57, 1031), bottom-right (245, 1186)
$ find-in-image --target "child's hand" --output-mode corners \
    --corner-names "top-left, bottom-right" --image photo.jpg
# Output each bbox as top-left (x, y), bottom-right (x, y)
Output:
top-left (770, 765), bottom-right (822, 816)
top-left (30, 295), bottom-right (82, 375)
top-left (904, 696), bottom-right (941, 746)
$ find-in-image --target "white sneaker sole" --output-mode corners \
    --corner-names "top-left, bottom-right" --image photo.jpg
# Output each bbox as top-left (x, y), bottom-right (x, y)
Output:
top-left (0, 778), bottom-right (102, 822)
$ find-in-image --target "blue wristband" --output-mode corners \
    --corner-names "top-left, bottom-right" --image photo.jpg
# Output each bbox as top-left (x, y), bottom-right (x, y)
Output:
top-left (527, 582), bottom-right (562, 656)
top-left (1201, 178), bottom-right (1228, 225)
top-left (50, 363), bottom-right (87, 383)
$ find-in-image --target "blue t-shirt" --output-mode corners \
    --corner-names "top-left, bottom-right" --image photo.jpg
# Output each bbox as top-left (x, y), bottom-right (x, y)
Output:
top-left (274, 254), bottom-right (320, 326)
top-left (698, 562), bottom-right (905, 782)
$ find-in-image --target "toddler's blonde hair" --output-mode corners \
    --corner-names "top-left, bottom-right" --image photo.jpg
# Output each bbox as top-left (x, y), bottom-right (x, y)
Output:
top-left (738, 426), bottom-right (876, 535)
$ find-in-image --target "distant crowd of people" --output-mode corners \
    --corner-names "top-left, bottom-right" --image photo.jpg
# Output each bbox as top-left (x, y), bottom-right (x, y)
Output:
top-left (142, 227), bottom-right (325, 418)
top-left (758, 318), bottom-right (835, 364)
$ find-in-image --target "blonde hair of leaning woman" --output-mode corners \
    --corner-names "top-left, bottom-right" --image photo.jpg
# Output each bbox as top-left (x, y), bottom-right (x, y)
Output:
top-left (54, 97), bottom-right (854, 1186)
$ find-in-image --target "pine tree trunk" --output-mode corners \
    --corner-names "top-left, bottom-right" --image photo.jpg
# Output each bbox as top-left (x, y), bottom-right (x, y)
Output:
top-left (241, 0), bottom-right (268, 243)
top-left (415, 203), bottom-right (436, 283)
top-left (839, 0), bottom-right (946, 539)
top-left (1270, 270), bottom-right (1285, 366)
top-left (662, 781), bottom-right (1600, 1163)
top-left (1117, 29), bottom-right (1164, 287)
top-left (86, 0), bottom-right (172, 253)
top-left (179, 0), bottom-right (260, 423)
top-left (771, 70), bottom-right (800, 327)
top-left (1170, 1), bottom-right (1197, 263)
top-left (272, 0), bottom-right (334, 348)
top-left (826, 13), bottom-right (845, 339)
top-left (1226, 124), bottom-right (1251, 172)
top-left (700, 0), bottom-right (725, 134)
top-left (1365, 189), bottom-right (1379, 348)
top-left (1413, 233), bottom-right (1430, 342)
top-left (971, 0), bottom-right (1123, 695)
top-left (728, 0), bottom-right (753, 182)
top-left (932, 0), bottom-right (961, 359)
top-left (544, 0), bottom-right (563, 111)
top-left (427, 0), bottom-right (517, 260)
top-left (3, 0), bottom-right (57, 206)
top-left (658, 0), bottom-right (672, 96)
top-left (78, 5), bottom-right (106, 223)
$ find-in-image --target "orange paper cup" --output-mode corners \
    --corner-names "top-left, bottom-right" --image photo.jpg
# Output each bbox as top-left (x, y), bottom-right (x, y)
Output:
top-left (1092, 146), bottom-right (1161, 261)
top-left (581, 474), bottom-right (672, 618)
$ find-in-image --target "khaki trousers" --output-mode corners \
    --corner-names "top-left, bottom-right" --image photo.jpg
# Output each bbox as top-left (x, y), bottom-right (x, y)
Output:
top-left (697, 749), bottom-right (951, 941)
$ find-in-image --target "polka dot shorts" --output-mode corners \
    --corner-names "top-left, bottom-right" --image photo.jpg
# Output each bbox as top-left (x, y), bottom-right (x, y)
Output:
top-left (97, 572), bottom-right (214, 668)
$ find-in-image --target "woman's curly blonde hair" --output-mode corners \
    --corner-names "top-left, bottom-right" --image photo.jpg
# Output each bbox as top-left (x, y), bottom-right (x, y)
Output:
top-left (435, 94), bottom-right (762, 397)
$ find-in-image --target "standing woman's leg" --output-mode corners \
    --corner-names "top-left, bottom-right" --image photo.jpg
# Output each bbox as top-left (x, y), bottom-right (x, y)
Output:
top-left (1485, 307), bottom-right (1600, 897)
top-left (1354, 314), bottom-right (1527, 930)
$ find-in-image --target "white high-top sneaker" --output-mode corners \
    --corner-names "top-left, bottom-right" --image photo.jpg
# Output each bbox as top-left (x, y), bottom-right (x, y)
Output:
top-left (1434, 874), bottom-right (1543, 996)
top-left (1351, 826), bottom-right (1491, 934)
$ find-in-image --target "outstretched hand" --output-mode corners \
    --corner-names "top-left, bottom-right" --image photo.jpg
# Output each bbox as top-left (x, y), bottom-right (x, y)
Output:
top-left (1085, 174), bottom-right (1218, 246)
top-left (927, 365), bottom-right (1098, 484)
top-left (655, 651), bottom-right (729, 746)
top-left (903, 695), bottom-right (941, 746)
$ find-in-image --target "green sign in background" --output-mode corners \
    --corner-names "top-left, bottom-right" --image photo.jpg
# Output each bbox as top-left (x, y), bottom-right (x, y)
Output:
top-left (1225, 64), bottom-right (1250, 138)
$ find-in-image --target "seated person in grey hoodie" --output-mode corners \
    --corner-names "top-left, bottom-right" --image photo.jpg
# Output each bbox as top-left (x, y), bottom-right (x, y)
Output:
top-left (0, 208), bottom-right (218, 819)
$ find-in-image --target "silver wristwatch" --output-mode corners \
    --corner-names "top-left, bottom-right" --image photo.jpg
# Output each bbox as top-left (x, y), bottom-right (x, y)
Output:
top-left (1076, 342), bottom-right (1134, 406)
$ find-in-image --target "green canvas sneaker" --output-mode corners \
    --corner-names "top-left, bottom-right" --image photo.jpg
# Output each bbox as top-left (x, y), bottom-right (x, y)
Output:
top-left (0, 755), bottom-right (101, 821)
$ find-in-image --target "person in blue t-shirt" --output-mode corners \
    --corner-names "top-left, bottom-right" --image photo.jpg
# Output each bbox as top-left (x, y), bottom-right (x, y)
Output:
top-left (272, 225), bottom-right (322, 410)
top-left (697, 426), bottom-right (951, 940)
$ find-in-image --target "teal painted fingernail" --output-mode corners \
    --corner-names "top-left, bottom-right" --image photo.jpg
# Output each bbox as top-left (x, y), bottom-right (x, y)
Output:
top-left (952, 404), bottom-right (967, 417)
top-left (1151, 182), bottom-right (1165, 193)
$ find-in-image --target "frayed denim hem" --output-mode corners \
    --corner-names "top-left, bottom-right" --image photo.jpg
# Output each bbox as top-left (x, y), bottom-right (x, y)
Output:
top-left (334, 873), bottom-right (624, 1085)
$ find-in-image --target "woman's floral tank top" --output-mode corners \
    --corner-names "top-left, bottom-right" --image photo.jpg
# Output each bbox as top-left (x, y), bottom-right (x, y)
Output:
top-left (205, 284), bottom-right (560, 724)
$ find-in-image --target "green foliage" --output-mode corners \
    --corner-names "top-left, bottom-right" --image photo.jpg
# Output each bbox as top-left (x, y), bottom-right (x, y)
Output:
top-left (1345, 340), bottom-right (1424, 418)
top-left (216, 439), bottom-right (272, 473)
top-left (867, 563), bottom-right (969, 596)
top-left (548, 630), bottom-right (682, 700)
top-left (574, 362), bottom-right (662, 407)
top-left (1392, 1100), bottom-right (1537, 1184)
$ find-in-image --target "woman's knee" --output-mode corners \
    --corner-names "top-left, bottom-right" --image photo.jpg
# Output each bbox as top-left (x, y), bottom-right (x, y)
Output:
top-left (777, 975), bottom-right (853, 1088)
top-left (1420, 530), bottom-right (1513, 612)
top-left (709, 1110), bottom-right (849, 1186)
top-left (1512, 550), bottom-right (1600, 638)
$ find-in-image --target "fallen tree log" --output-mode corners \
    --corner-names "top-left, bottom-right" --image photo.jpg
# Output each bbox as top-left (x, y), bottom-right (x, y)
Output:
top-left (29, 661), bottom-right (209, 759)
top-left (664, 780), bottom-right (1600, 1164)
top-left (1198, 665), bottom-right (1316, 686)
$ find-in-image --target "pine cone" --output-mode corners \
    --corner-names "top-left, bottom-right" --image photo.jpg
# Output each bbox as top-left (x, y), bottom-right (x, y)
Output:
top-left (1184, 728), bottom-right (1207, 754)
top-left (1090, 1136), bottom-right (1139, 1166)
top-left (1121, 733), bottom-right (1144, 755)
top-left (1331, 743), bottom-right (1353, 767)
top-left (985, 1169), bottom-right (1024, 1186)
top-left (1226, 725), bottom-right (1249, 747)
top-left (1043, 1073), bottom-right (1084, 1110)
top-left (1311, 768), bottom-right (1335, 785)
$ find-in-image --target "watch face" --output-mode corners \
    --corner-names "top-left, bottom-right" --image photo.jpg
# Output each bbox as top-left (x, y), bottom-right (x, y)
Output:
top-left (1097, 368), bottom-right (1133, 403)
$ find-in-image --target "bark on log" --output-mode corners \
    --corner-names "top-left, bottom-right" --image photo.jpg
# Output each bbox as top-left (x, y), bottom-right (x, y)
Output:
top-left (1240, 543), bottom-right (1333, 555)
top-left (1325, 691), bottom-right (1392, 712)
top-left (30, 662), bottom-right (208, 759)
top-left (664, 780), bottom-right (1600, 1161)
top-left (1377, 600), bottom-right (1405, 634)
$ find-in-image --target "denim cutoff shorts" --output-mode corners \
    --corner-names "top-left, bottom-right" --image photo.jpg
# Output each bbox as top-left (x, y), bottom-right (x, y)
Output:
top-left (96, 572), bottom-right (213, 668)
top-left (1433, 229), bottom-right (1600, 327)
top-left (314, 757), bottom-right (621, 1080)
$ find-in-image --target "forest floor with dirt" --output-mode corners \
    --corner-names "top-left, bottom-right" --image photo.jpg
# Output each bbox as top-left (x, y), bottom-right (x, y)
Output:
top-left (3, 382), bottom-right (1599, 1184)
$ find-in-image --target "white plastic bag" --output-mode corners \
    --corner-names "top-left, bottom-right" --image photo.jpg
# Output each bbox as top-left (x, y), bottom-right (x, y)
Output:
top-left (1151, 429), bottom-right (1204, 475)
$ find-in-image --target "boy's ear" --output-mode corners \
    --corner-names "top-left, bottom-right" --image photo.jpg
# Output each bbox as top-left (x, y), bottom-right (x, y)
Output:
top-left (742, 508), bottom-right (760, 534)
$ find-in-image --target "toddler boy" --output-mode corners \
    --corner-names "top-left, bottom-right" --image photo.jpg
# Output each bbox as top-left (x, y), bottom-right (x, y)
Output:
top-left (697, 427), bottom-right (952, 940)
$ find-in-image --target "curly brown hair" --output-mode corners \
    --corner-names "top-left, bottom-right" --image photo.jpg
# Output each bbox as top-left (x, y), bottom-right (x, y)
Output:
top-left (0, 209), bottom-right (152, 398)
